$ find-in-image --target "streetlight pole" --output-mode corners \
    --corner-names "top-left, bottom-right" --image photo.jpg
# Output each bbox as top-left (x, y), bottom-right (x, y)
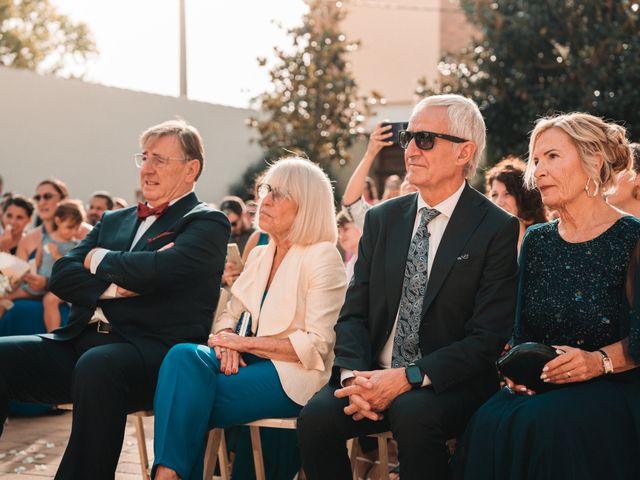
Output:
top-left (179, 0), bottom-right (187, 98)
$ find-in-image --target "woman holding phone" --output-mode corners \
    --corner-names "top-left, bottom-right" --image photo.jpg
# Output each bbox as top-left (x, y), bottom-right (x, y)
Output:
top-left (152, 157), bottom-right (347, 480)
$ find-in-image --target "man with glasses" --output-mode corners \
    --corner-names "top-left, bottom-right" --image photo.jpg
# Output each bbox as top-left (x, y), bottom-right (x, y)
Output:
top-left (220, 195), bottom-right (255, 255)
top-left (298, 94), bottom-right (519, 480)
top-left (0, 120), bottom-right (230, 480)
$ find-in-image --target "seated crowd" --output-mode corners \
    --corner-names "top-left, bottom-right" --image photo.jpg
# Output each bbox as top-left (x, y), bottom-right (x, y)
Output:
top-left (0, 94), bottom-right (639, 480)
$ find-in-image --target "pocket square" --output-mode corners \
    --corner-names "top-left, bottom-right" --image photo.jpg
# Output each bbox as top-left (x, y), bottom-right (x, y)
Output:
top-left (456, 253), bottom-right (470, 260)
top-left (147, 231), bottom-right (174, 244)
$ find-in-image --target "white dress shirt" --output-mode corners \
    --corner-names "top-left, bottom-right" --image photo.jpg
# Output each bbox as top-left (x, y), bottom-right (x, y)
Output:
top-left (341, 181), bottom-right (466, 386)
top-left (88, 191), bottom-right (192, 324)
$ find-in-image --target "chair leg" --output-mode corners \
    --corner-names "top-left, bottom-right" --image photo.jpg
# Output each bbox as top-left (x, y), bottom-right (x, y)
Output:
top-left (249, 425), bottom-right (266, 480)
top-left (133, 416), bottom-right (151, 480)
top-left (349, 438), bottom-right (359, 480)
top-left (203, 429), bottom-right (222, 480)
top-left (218, 433), bottom-right (230, 480)
top-left (377, 435), bottom-right (389, 480)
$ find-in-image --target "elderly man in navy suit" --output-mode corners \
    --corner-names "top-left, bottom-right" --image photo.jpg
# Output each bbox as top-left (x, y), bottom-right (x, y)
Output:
top-left (0, 120), bottom-right (229, 480)
top-left (297, 95), bottom-right (519, 480)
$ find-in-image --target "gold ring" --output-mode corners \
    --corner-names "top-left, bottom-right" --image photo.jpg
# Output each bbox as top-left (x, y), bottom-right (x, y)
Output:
top-left (220, 348), bottom-right (226, 353)
top-left (567, 371), bottom-right (572, 378)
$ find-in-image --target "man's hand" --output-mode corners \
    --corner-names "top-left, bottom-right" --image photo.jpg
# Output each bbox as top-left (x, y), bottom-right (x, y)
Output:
top-left (83, 248), bottom-right (101, 270)
top-left (335, 377), bottom-right (382, 422)
top-left (337, 368), bottom-right (412, 413)
top-left (115, 286), bottom-right (140, 297)
top-left (222, 261), bottom-right (243, 288)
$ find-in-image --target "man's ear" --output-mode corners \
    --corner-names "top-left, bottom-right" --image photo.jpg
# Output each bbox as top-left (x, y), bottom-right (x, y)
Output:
top-left (185, 159), bottom-right (200, 182)
top-left (455, 142), bottom-right (476, 168)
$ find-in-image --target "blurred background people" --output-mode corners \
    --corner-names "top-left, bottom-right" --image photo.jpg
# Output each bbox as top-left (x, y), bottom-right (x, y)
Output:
top-left (607, 143), bottom-right (640, 217)
top-left (336, 210), bottom-right (362, 282)
top-left (0, 195), bottom-right (34, 255)
top-left (86, 190), bottom-right (114, 225)
top-left (485, 156), bottom-right (548, 249)
top-left (220, 195), bottom-right (255, 255)
top-left (113, 197), bottom-right (129, 209)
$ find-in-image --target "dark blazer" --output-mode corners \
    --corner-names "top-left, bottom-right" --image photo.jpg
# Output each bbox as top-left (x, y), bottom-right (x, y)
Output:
top-left (48, 192), bottom-right (230, 374)
top-left (332, 183), bottom-right (519, 394)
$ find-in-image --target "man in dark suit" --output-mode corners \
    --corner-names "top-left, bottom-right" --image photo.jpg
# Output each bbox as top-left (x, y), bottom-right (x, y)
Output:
top-left (0, 120), bottom-right (229, 479)
top-left (297, 95), bottom-right (519, 480)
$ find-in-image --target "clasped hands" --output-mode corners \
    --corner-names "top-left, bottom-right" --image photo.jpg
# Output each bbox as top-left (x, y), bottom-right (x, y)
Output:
top-left (82, 242), bottom-right (174, 298)
top-left (208, 329), bottom-right (249, 375)
top-left (334, 368), bottom-right (412, 421)
top-left (505, 344), bottom-right (604, 396)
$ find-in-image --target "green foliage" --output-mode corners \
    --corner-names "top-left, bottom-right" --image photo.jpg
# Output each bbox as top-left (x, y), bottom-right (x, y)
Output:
top-left (0, 0), bottom-right (96, 77)
top-left (248, 0), bottom-right (379, 169)
top-left (418, 0), bottom-right (640, 164)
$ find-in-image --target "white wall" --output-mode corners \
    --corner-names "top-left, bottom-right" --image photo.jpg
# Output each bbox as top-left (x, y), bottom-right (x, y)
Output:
top-left (0, 66), bottom-right (262, 205)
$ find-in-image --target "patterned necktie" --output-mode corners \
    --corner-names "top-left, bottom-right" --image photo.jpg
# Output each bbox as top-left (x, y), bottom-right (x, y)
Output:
top-left (391, 207), bottom-right (440, 367)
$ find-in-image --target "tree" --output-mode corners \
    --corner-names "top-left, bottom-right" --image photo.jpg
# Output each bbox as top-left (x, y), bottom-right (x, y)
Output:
top-left (418, 0), bottom-right (640, 164)
top-left (0, 0), bottom-right (96, 77)
top-left (248, 0), bottom-right (379, 170)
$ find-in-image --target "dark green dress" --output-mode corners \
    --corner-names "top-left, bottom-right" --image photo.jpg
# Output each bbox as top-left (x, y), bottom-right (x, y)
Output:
top-left (455, 217), bottom-right (640, 479)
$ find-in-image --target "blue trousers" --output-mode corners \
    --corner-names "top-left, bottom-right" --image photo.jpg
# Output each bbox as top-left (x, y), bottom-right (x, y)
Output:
top-left (153, 343), bottom-right (302, 480)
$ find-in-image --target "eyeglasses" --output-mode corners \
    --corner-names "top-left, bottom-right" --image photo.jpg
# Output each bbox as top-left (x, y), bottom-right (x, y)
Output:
top-left (398, 130), bottom-right (468, 150)
top-left (33, 193), bottom-right (58, 202)
top-left (257, 183), bottom-right (289, 202)
top-left (134, 153), bottom-right (188, 169)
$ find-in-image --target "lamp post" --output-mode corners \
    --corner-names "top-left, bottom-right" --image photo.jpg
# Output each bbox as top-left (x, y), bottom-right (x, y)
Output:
top-left (179, 0), bottom-right (187, 97)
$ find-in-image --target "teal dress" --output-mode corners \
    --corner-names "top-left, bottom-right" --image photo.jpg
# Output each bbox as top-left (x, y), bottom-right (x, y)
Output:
top-left (455, 217), bottom-right (640, 479)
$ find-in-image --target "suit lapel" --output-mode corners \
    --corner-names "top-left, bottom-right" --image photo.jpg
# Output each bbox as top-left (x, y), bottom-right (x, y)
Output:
top-left (421, 184), bottom-right (487, 316)
top-left (131, 192), bottom-right (199, 251)
top-left (385, 193), bottom-right (418, 319)
top-left (112, 209), bottom-right (140, 251)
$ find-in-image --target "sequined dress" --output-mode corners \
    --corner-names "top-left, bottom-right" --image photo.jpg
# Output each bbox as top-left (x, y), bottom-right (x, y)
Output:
top-left (454, 217), bottom-right (640, 479)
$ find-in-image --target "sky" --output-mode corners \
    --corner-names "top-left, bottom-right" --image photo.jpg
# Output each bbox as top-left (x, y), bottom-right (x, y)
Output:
top-left (50, 0), bottom-right (309, 108)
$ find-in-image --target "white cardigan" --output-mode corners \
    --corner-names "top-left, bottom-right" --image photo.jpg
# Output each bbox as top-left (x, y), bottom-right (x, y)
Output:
top-left (214, 241), bottom-right (347, 405)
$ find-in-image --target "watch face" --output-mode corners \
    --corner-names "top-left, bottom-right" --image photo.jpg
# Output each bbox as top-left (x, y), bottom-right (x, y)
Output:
top-left (406, 365), bottom-right (422, 386)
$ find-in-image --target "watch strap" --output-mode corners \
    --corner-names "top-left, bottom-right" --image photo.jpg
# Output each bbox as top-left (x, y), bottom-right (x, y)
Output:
top-left (598, 349), bottom-right (614, 374)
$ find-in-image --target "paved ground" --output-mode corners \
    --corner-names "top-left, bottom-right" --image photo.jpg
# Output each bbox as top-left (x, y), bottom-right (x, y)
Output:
top-left (0, 412), bottom-right (154, 479)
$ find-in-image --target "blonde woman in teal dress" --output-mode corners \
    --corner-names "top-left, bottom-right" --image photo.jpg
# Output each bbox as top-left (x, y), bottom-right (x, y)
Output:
top-left (455, 113), bottom-right (640, 479)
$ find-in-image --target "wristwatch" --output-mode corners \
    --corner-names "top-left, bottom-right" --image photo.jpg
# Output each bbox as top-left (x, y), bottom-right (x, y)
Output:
top-left (405, 363), bottom-right (423, 389)
top-left (598, 349), bottom-right (614, 374)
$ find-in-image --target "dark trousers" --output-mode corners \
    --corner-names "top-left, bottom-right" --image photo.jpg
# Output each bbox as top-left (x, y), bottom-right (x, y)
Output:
top-left (0, 327), bottom-right (156, 480)
top-left (297, 382), bottom-right (485, 480)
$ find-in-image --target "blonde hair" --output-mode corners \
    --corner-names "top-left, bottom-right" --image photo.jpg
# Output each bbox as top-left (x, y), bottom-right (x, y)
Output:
top-left (525, 113), bottom-right (633, 195)
top-left (411, 94), bottom-right (486, 178)
top-left (257, 157), bottom-right (338, 246)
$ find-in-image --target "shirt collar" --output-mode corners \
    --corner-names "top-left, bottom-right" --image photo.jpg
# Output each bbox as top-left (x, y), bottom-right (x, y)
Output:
top-left (417, 181), bottom-right (465, 220)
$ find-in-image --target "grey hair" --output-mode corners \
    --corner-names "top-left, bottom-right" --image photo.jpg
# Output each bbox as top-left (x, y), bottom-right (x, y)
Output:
top-left (411, 94), bottom-right (486, 178)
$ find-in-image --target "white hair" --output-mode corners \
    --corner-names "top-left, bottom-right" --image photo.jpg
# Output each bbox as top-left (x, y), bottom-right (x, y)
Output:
top-left (257, 157), bottom-right (338, 246)
top-left (411, 94), bottom-right (486, 178)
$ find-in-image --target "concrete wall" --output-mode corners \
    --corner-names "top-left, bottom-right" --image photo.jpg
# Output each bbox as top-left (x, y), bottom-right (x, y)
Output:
top-left (0, 66), bottom-right (262, 206)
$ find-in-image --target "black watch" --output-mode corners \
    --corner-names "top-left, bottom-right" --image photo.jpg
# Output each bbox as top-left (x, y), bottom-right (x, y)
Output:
top-left (405, 363), bottom-right (423, 389)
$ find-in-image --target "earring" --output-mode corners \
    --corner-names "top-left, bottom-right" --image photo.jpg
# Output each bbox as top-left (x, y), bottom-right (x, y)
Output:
top-left (584, 177), bottom-right (600, 198)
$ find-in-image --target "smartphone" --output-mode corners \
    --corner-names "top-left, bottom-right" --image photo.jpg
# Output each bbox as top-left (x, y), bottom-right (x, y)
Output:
top-left (381, 121), bottom-right (409, 145)
top-left (227, 243), bottom-right (243, 269)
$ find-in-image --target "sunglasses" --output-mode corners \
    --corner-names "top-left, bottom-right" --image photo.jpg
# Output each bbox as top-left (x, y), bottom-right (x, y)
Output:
top-left (398, 130), bottom-right (468, 150)
top-left (33, 193), bottom-right (59, 202)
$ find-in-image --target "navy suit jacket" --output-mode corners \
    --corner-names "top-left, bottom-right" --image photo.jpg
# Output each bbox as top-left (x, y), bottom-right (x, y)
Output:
top-left (48, 192), bottom-right (230, 375)
top-left (332, 184), bottom-right (519, 395)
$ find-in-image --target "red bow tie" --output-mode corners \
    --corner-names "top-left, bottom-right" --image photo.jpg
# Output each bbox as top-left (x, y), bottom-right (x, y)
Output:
top-left (137, 202), bottom-right (169, 220)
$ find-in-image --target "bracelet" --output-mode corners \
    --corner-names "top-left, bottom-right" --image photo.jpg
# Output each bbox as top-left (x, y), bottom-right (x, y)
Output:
top-left (598, 349), bottom-right (614, 375)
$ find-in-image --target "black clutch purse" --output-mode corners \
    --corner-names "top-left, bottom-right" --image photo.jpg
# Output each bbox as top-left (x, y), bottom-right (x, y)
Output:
top-left (496, 342), bottom-right (559, 393)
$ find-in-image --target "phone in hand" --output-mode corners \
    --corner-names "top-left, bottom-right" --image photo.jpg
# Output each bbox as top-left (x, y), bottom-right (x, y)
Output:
top-left (381, 121), bottom-right (409, 146)
top-left (227, 243), bottom-right (243, 269)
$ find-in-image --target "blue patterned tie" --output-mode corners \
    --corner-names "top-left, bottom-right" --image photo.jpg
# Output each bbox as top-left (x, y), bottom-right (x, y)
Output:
top-left (391, 207), bottom-right (440, 367)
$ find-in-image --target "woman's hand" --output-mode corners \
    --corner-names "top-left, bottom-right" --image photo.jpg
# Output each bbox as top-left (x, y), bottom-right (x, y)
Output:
top-left (503, 376), bottom-right (536, 396)
top-left (23, 272), bottom-right (47, 292)
top-left (208, 330), bottom-right (248, 375)
top-left (540, 345), bottom-right (603, 384)
top-left (221, 261), bottom-right (242, 288)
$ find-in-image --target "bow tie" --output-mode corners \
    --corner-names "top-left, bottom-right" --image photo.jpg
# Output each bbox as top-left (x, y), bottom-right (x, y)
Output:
top-left (137, 202), bottom-right (169, 220)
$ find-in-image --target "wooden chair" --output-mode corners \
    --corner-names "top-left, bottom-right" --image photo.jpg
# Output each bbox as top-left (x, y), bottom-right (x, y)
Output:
top-left (349, 432), bottom-right (395, 480)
